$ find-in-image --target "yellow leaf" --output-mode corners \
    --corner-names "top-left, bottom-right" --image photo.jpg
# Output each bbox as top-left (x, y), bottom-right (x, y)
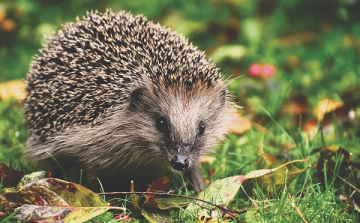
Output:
top-left (199, 156), bottom-right (216, 164)
top-left (0, 80), bottom-right (26, 101)
top-left (244, 159), bottom-right (309, 180)
top-left (314, 99), bottom-right (343, 121)
top-left (228, 113), bottom-right (251, 134)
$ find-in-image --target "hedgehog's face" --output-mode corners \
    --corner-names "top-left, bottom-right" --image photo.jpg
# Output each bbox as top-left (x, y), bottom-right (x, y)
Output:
top-left (128, 81), bottom-right (233, 172)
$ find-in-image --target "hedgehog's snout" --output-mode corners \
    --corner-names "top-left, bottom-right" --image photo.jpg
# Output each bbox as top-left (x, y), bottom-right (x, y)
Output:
top-left (171, 155), bottom-right (189, 171)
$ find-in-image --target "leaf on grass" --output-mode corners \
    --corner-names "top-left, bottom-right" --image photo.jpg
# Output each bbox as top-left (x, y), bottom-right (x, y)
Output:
top-left (314, 99), bottom-right (343, 121)
top-left (14, 204), bottom-right (72, 222)
top-left (0, 163), bottom-right (25, 188)
top-left (303, 97), bottom-right (357, 133)
top-left (200, 156), bottom-right (216, 165)
top-left (146, 176), bottom-right (171, 199)
top-left (244, 159), bottom-right (310, 192)
top-left (17, 171), bottom-right (48, 188)
top-left (132, 178), bottom-right (188, 222)
top-left (186, 175), bottom-right (244, 214)
top-left (244, 159), bottom-right (308, 180)
top-left (141, 207), bottom-right (175, 223)
top-left (228, 113), bottom-right (252, 135)
top-left (0, 178), bottom-right (123, 222)
top-left (14, 204), bottom-right (122, 223)
top-left (255, 144), bottom-right (277, 168)
top-left (0, 80), bottom-right (26, 101)
top-left (144, 197), bottom-right (188, 210)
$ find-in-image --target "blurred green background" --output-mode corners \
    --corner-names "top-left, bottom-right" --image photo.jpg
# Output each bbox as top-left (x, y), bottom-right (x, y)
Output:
top-left (1, 0), bottom-right (359, 97)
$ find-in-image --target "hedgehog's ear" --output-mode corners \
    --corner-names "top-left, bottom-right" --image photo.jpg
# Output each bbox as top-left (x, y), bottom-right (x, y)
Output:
top-left (129, 87), bottom-right (147, 109)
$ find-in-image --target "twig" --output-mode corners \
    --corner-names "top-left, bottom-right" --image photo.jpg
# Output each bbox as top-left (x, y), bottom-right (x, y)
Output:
top-left (98, 191), bottom-right (246, 222)
top-left (335, 173), bottom-right (360, 194)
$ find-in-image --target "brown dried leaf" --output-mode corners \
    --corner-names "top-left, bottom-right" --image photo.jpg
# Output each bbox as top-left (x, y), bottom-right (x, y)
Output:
top-left (146, 176), bottom-right (171, 199)
top-left (0, 19), bottom-right (16, 32)
top-left (0, 80), bottom-right (26, 101)
top-left (0, 163), bottom-right (25, 188)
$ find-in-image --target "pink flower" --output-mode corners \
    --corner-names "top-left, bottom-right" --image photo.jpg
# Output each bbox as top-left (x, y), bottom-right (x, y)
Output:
top-left (261, 64), bottom-right (276, 78)
top-left (248, 63), bottom-right (262, 76)
top-left (248, 63), bottom-right (276, 78)
top-left (114, 214), bottom-right (130, 221)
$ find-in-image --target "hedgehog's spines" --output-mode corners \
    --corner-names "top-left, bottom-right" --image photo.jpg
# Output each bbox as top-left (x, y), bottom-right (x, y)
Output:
top-left (24, 10), bottom-right (221, 137)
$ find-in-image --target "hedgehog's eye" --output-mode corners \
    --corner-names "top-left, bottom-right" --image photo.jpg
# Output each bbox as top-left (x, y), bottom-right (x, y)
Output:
top-left (156, 116), bottom-right (168, 133)
top-left (199, 121), bottom-right (205, 135)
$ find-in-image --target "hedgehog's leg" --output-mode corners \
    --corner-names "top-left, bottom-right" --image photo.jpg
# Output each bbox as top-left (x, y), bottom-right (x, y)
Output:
top-left (185, 165), bottom-right (205, 193)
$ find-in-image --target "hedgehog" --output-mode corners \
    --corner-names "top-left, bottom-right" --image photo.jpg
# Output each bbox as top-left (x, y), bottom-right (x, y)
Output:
top-left (24, 10), bottom-right (237, 193)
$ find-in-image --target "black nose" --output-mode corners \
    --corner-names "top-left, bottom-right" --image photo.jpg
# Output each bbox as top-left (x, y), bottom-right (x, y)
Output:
top-left (171, 155), bottom-right (189, 171)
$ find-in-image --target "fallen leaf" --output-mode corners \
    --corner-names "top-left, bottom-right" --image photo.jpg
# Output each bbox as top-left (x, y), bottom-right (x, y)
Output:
top-left (0, 178), bottom-right (123, 222)
top-left (143, 197), bottom-right (188, 210)
top-left (244, 159), bottom-right (309, 180)
top-left (1, 19), bottom-right (16, 32)
top-left (146, 176), bottom-right (171, 199)
top-left (254, 144), bottom-right (277, 168)
top-left (228, 113), bottom-right (252, 134)
top-left (200, 156), bottom-right (216, 164)
top-left (186, 175), bottom-right (244, 215)
top-left (14, 204), bottom-right (123, 223)
top-left (141, 207), bottom-right (175, 223)
top-left (0, 163), bottom-right (25, 188)
top-left (0, 80), bottom-right (26, 101)
top-left (244, 159), bottom-right (310, 193)
top-left (17, 171), bottom-right (48, 188)
top-left (314, 99), bottom-right (343, 121)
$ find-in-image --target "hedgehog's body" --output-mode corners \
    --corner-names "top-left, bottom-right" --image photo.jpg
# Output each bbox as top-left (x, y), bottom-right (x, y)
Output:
top-left (24, 10), bottom-right (236, 192)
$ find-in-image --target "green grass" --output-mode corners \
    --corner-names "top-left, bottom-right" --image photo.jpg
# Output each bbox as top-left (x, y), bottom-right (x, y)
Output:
top-left (0, 99), bottom-right (29, 171)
